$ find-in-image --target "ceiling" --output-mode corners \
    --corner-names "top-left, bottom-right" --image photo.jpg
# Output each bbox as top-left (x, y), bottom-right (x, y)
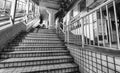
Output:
top-left (32, 0), bottom-right (79, 18)
top-left (32, 0), bottom-right (78, 10)
top-left (39, 0), bottom-right (60, 10)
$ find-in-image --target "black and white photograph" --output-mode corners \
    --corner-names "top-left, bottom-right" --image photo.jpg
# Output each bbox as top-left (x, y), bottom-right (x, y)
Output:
top-left (0, 0), bottom-right (120, 73)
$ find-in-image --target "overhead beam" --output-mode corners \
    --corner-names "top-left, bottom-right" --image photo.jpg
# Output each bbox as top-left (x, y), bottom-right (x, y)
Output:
top-left (40, 0), bottom-right (60, 4)
top-left (39, 1), bottom-right (60, 9)
top-left (46, 7), bottom-right (59, 10)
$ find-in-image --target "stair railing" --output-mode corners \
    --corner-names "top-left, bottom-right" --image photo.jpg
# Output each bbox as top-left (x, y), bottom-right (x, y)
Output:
top-left (56, 22), bottom-right (66, 42)
top-left (66, 0), bottom-right (120, 50)
top-left (64, 0), bottom-right (120, 73)
top-left (0, 16), bottom-right (25, 28)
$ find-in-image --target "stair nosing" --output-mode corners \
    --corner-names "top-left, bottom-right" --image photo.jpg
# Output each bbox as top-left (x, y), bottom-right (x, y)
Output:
top-left (1, 56), bottom-right (72, 63)
top-left (0, 63), bottom-right (78, 73)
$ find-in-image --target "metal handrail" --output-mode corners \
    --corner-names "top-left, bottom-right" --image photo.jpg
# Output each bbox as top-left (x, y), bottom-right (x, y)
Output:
top-left (66, 0), bottom-right (120, 49)
top-left (0, 16), bottom-right (24, 27)
top-left (70, 0), bottom-right (114, 25)
top-left (0, 13), bottom-right (35, 27)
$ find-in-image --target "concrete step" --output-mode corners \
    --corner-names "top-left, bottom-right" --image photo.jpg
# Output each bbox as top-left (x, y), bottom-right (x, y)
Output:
top-left (27, 34), bottom-right (57, 36)
top-left (9, 43), bottom-right (64, 46)
top-left (22, 37), bottom-right (61, 40)
top-left (24, 37), bottom-right (59, 39)
top-left (3, 47), bottom-right (66, 52)
top-left (1, 50), bottom-right (69, 58)
top-left (17, 35), bottom-right (59, 39)
top-left (33, 29), bottom-right (55, 33)
top-left (0, 29), bottom-right (79, 73)
top-left (0, 63), bottom-right (78, 73)
top-left (11, 40), bottom-right (63, 44)
top-left (8, 45), bottom-right (66, 49)
top-left (12, 39), bottom-right (63, 43)
top-left (31, 32), bottom-right (56, 34)
top-left (8, 45), bottom-right (65, 48)
top-left (24, 35), bottom-right (58, 38)
top-left (0, 56), bottom-right (73, 68)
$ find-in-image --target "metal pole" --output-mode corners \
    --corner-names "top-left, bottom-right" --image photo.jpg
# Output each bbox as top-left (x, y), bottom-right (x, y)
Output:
top-left (88, 15), bottom-right (91, 45)
top-left (100, 8), bottom-right (105, 47)
top-left (81, 18), bottom-right (84, 48)
top-left (95, 11), bottom-right (100, 46)
top-left (106, 5), bottom-right (112, 48)
top-left (92, 13), bottom-right (95, 45)
top-left (3, 0), bottom-right (7, 15)
top-left (113, 1), bottom-right (120, 49)
top-left (25, 0), bottom-right (29, 23)
top-left (10, 0), bottom-right (17, 25)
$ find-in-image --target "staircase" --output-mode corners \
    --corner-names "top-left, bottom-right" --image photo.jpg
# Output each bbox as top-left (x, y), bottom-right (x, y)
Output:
top-left (0, 29), bottom-right (79, 73)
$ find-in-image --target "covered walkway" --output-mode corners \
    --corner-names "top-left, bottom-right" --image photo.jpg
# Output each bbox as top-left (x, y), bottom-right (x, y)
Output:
top-left (0, 0), bottom-right (120, 73)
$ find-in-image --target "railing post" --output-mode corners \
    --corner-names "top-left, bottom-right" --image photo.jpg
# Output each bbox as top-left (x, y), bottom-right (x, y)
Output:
top-left (3, 0), bottom-right (7, 15)
top-left (25, 0), bottom-right (29, 23)
top-left (81, 18), bottom-right (84, 48)
top-left (10, 0), bottom-right (17, 25)
top-left (65, 25), bottom-right (67, 43)
top-left (67, 22), bottom-right (70, 44)
top-left (113, 1), bottom-right (120, 49)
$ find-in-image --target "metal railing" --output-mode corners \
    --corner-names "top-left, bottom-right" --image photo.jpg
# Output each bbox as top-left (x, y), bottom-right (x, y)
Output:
top-left (56, 23), bottom-right (65, 41)
top-left (0, 12), bottom-right (40, 28)
top-left (0, 14), bottom-right (26, 28)
top-left (66, 0), bottom-right (120, 49)
top-left (55, 0), bottom-right (120, 73)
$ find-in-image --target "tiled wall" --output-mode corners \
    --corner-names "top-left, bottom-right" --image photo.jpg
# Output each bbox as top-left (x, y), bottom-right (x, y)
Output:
top-left (67, 44), bottom-right (120, 73)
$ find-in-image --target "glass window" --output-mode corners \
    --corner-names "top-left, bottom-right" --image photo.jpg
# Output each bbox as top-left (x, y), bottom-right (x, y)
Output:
top-left (0, 0), bottom-right (11, 17)
top-left (16, 0), bottom-right (26, 17)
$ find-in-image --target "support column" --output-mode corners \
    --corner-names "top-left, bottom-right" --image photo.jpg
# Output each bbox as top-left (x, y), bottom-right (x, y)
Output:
top-left (10, 0), bottom-right (17, 24)
top-left (25, 0), bottom-right (29, 23)
top-left (3, 0), bottom-right (7, 14)
top-left (33, 2), bottom-right (35, 18)
top-left (46, 9), bottom-right (58, 29)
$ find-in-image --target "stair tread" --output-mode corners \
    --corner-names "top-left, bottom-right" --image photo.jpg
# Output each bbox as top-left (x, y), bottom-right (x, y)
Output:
top-left (1, 56), bottom-right (72, 62)
top-left (24, 37), bottom-right (59, 39)
top-left (13, 40), bottom-right (62, 42)
top-left (0, 63), bottom-right (77, 73)
top-left (5, 47), bottom-right (65, 49)
top-left (0, 29), bottom-right (79, 73)
top-left (16, 41), bottom-right (63, 43)
top-left (11, 43), bottom-right (63, 44)
top-left (26, 35), bottom-right (57, 36)
top-left (2, 50), bottom-right (68, 54)
top-left (27, 34), bottom-right (57, 35)
top-left (11, 46), bottom-right (66, 48)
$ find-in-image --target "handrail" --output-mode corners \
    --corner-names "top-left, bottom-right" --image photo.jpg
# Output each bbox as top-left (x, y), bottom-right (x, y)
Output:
top-left (66, 0), bottom-right (120, 49)
top-left (59, 27), bottom-right (65, 34)
top-left (0, 14), bottom-right (24, 21)
top-left (0, 13), bottom-right (34, 27)
top-left (0, 17), bottom-right (24, 27)
top-left (70, 0), bottom-right (114, 24)
top-left (56, 22), bottom-right (65, 41)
